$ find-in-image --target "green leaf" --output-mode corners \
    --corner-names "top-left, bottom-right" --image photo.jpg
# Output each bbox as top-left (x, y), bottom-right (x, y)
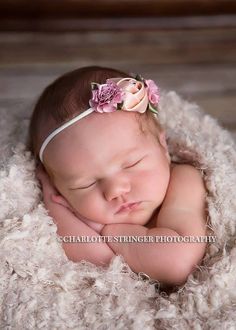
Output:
top-left (148, 103), bottom-right (159, 115)
top-left (117, 101), bottom-right (124, 110)
top-left (91, 82), bottom-right (99, 90)
top-left (135, 74), bottom-right (145, 83)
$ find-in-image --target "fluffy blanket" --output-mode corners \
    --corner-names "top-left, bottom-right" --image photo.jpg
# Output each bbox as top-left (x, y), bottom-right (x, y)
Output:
top-left (0, 91), bottom-right (236, 329)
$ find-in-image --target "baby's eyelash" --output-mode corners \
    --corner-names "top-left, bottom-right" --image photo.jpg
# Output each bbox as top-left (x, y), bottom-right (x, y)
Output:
top-left (77, 181), bottom-right (96, 190)
top-left (73, 157), bottom-right (145, 190)
top-left (124, 158), bottom-right (143, 169)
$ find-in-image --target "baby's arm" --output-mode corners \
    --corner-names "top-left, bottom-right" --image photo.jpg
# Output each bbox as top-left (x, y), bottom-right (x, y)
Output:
top-left (101, 164), bottom-right (207, 285)
top-left (36, 165), bottom-right (115, 266)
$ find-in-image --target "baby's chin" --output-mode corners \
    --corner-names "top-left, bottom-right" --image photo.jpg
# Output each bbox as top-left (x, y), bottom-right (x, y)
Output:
top-left (103, 209), bottom-right (152, 226)
top-left (73, 203), bottom-right (155, 227)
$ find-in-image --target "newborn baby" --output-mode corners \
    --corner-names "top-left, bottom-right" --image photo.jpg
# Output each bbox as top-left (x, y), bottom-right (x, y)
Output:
top-left (29, 66), bottom-right (207, 286)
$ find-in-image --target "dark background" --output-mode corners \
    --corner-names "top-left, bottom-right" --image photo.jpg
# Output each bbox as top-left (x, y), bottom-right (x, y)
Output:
top-left (0, 0), bottom-right (235, 134)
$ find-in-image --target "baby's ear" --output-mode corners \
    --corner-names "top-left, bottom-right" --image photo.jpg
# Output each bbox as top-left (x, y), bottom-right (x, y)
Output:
top-left (158, 130), bottom-right (171, 164)
top-left (158, 130), bottom-right (168, 151)
top-left (51, 194), bottom-right (72, 209)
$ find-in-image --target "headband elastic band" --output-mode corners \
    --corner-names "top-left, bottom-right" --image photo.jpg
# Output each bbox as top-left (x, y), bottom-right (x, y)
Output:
top-left (39, 107), bottom-right (94, 163)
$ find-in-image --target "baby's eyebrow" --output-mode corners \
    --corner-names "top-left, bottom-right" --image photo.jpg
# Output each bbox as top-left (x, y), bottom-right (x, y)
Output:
top-left (110, 146), bottom-right (139, 163)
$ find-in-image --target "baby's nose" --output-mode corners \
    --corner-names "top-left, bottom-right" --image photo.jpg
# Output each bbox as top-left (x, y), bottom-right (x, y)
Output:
top-left (102, 174), bottom-right (131, 201)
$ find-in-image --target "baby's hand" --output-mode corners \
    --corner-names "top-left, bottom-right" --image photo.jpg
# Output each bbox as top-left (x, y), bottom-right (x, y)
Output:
top-left (35, 164), bottom-right (115, 265)
top-left (36, 164), bottom-right (104, 234)
top-left (36, 163), bottom-right (87, 227)
top-left (36, 163), bottom-right (61, 210)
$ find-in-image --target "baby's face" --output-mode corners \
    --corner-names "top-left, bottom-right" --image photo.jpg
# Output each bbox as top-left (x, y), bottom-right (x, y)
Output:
top-left (44, 111), bottom-right (171, 226)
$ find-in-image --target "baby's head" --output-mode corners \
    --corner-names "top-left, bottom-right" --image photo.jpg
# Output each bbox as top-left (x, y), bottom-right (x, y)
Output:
top-left (28, 66), bottom-right (171, 226)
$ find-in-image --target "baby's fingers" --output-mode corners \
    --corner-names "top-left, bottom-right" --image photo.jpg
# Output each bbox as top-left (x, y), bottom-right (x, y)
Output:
top-left (36, 163), bottom-right (47, 181)
top-left (36, 164), bottom-right (53, 186)
top-left (36, 164), bottom-right (57, 194)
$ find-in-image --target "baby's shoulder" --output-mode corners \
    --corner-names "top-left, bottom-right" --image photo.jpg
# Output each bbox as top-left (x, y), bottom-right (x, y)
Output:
top-left (170, 162), bottom-right (203, 180)
top-left (164, 163), bottom-right (206, 211)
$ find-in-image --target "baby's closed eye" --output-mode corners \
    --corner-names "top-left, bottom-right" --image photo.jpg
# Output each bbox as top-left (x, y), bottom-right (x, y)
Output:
top-left (123, 156), bottom-right (145, 169)
top-left (75, 181), bottom-right (97, 190)
top-left (71, 156), bottom-right (146, 190)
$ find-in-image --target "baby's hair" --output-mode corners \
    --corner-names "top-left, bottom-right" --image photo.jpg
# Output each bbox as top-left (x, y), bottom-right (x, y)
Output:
top-left (27, 66), bottom-right (163, 166)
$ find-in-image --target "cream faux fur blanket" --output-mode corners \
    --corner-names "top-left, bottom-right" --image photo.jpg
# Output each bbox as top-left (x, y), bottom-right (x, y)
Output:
top-left (0, 91), bottom-right (236, 329)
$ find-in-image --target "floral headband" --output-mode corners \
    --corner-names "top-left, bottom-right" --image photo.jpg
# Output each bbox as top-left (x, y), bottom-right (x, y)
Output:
top-left (39, 75), bottom-right (160, 163)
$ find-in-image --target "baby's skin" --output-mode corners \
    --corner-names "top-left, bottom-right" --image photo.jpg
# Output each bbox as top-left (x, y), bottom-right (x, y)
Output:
top-left (37, 110), bottom-right (207, 286)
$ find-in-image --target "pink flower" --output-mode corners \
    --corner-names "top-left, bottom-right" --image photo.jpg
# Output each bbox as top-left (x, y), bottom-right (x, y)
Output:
top-left (145, 79), bottom-right (159, 106)
top-left (89, 80), bottom-right (123, 113)
top-left (114, 78), bottom-right (149, 113)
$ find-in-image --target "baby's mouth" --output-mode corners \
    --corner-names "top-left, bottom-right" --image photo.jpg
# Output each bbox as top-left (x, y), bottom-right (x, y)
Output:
top-left (115, 202), bottom-right (141, 214)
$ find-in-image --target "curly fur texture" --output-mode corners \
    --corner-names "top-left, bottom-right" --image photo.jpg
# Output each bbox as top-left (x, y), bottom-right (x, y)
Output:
top-left (0, 91), bottom-right (236, 329)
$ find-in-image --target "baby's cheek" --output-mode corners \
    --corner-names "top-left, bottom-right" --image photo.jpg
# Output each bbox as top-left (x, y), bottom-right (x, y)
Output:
top-left (62, 192), bottom-right (86, 215)
top-left (69, 192), bottom-right (106, 222)
top-left (133, 170), bottom-right (158, 189)
top-left (134, 169), bottom-right (169, 198)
